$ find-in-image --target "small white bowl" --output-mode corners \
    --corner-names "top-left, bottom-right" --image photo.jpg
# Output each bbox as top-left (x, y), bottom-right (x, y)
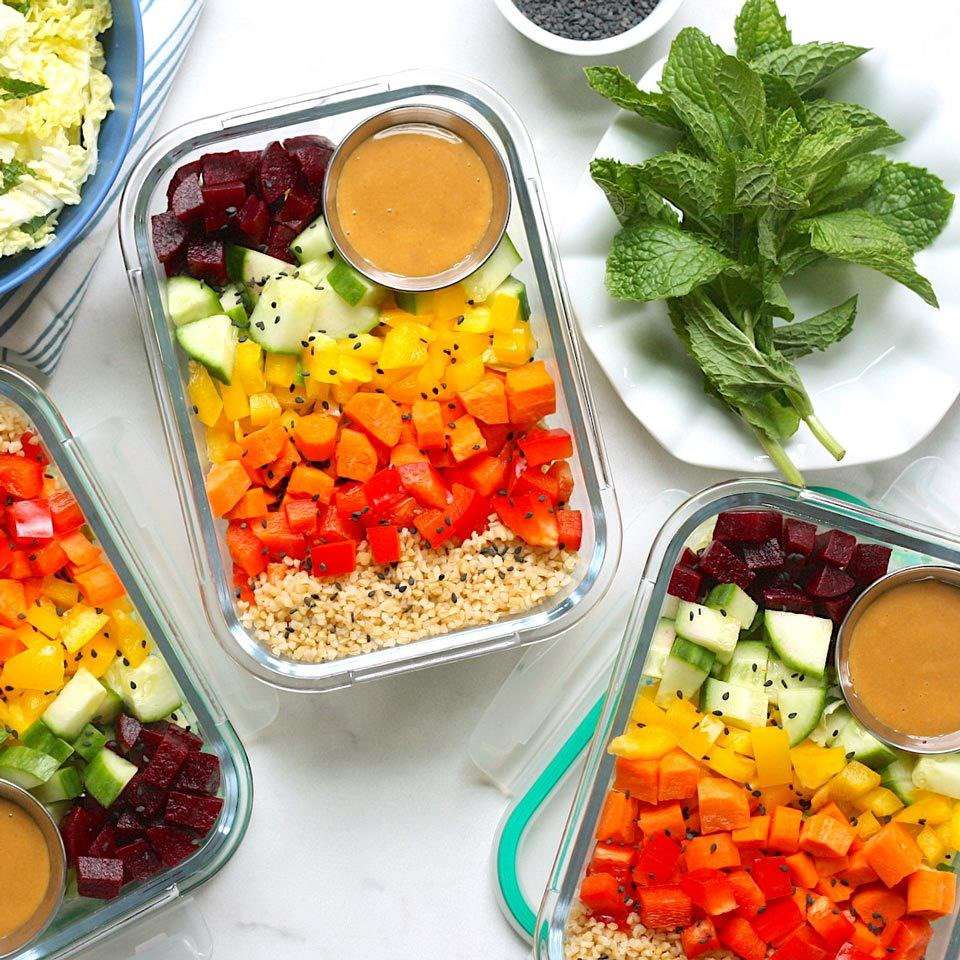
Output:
top-left (492, 0), bottom-right (687, 56)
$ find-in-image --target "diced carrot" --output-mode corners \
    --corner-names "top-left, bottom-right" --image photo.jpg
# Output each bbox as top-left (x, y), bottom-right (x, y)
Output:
top-left (819, 802), bottom-right (851, 826)
top-left (862, 823), bottom-right (923, 889)
top-left (768, 806), bottom-right (803, 854)
top-left (906, 869), bottom-right (956, 918)
top-left (685, 832), bottom-right (741, 872)
top-left (292, 412), bottom-right (338, 461)
top-left (698, 777), bottom-right (751, 833)
top-left (800, 811), bottom-right (857, 859)
top-left (851, 885), bottom-right (908, 930)
top-left (344, 392), bottom-right (402, 447)
top-left (657, 749), bottom-right (700, 802)
top-left (226, 487), bottom-right (272, 520)
top-left (785, 852), bottom-right (820, 890)
top-left (595, 790), bottom-right (638, 845)
top-left (851, 919), bottom-right (884, 954)
top-left (286, 465), bottom-right (335, 503)
top-left (58, 530), bottom-right (101, 568)
top-left (459, 373), bottom-right (509, 424)
top-left (447, 414), bottom-right (487, 463)
top-left (504, 360), bottom-right (556, 424)
top-left (613, 757), bottom-right (658, 805)
top-left (815, 876), bottom-right (851, 903)
top-left (74, 563), bottom-right (125, 605)
top-left (284, 497), bottom-right (318, 536)
top-left (226, 522), bottom-right (267, 578)
top-left (335, 428), bottom-right (378, 482)
top-left (0, 626), bottom-right (25, 662)
top-left (240, 419), bottom-right (286, 468)
top-left (263, 439), bottom-right (301, 488)
top-left (840, 849), bottom-right (879, 888)
top-left (638, 802), bottom-right (685, 840)
top-left (205, 460), bottom-right (251, 516)
top-left (411, 400), bottom-right (446, 449)
top-left (732, 815), bottom-right (770, 847)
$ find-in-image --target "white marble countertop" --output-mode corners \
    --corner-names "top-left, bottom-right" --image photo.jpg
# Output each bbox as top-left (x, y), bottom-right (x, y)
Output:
top-left (47, 0), bottom-right (960, 957)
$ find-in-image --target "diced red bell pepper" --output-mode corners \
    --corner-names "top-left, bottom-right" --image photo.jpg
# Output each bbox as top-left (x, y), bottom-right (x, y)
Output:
top-left (547, 460), bottom-right (574, 504)
top-left (7, 499), bottom-right (53, 546)
top-left (832, 944), bottom-right (875, 960)
top-left (0, 453), bottom-right (44, 498)
top-left (397, 461), bottom-right (451, 510)
top-left (20, 431), bottom-right (48, 466)
top-left (635, 833), bottom-right (682, 886)
top-left (477, 422), bottom-right (512, 455)
top-left (806, 895), bottom-right (854, 948)
top-left (318, 505), bottom-right (363, 543)
top-left (513, 466), bottom-right (560, 502)
top-left (770, 932), bottom-right (829, 960)
top-left (7, 550), bottom-right (32, 580)
top-left (682, 918), bottom-right (721, 959)
top-left (886, 917), bottom-right (932, 960)
top-left (367, 524), bottom-right (401, 564)
top-left (681, 868), bottom-right (739, 916)
top-left (387, 496), bottom-right (420, 529)
top-left (363, 468), bottom-right (406, 517)
top-left (517, 427), bottom-right (573, 467)
top-left (0, 538), bottom-right (12, 574)
top-left (284, 497), bottom-right (318, 536)
top-left (449, 484), bottom-right (490, 542)
top-left (752, 856), bottom-right (795, 901)
top-left (557, 509), bottom-right (582, 550)
top-left (414, 509), bottom-right (456, 549)
top-left (751, 896), bottom-right (804, 944)
top-left (579, 872), bottom-right (627, 920)
top-left (492, 492), bottom-right (559, 548)
top-left (589, 842), bottom-right (635, 877)
top-left (458, 453), bottom-right (509, 497)
top-left (30, 540), bottom-right (69, 577)
top-left (48, 490), bottom-right (85, 534)
top-left (719, 915), bottom-right (767, 960)
top-left (335, 483), bottom-right (370, 521)
top-left (637, 886), bottom-right (692, 929)
top-left (251, 511), bottom-right (308, 559)
top-left (310, 540), bottom-right (357, 578)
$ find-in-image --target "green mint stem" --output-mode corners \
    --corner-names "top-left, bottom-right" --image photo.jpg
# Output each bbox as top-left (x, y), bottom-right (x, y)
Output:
top-left (804, 414), bottom-right (846, 462)
top-left (753, 427), bottom-right (806, 487)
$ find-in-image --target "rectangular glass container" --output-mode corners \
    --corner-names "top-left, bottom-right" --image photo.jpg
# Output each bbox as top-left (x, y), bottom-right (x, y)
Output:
top-left (118, 70), bottom-right (621, 692)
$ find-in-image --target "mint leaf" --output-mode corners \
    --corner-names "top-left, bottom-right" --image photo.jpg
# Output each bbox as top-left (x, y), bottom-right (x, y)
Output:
top-left (0, 77), bottom-right (45, 101)
top-left (772, 295), bottom-right (858, 358)
top-left (761, 74), bottom-right (806, 120)
top-left (864, 161), bottom-right (955, 252)
top-left (751, 42), bottom-right (868, 94)
top-left (606, 220), bottom-right (733, 301)
top-left (721, 157), bottom-right (806, 211)
top-left (20, 214), bottom-right (50, 236)
top-left (584, 67), bottom-right (682, 129)
top-left (590, 158), bottom-right (678, 227)
top-left (632, 151), bottom-right (726, 237)
top-left (803, 99), bottom-right (895, 133)
top-left (807, 154), bottom-right (886, 215)
top-left (789, 121), bottom-right (902, 177)
top-left (716, 56), bottom-right (766, 146)
top-left (735, 0), bottom-right (792, 61)
top-left (801, 209), bottom-right (938, 306)
top-left (0, 160), bottom-right (27, 196)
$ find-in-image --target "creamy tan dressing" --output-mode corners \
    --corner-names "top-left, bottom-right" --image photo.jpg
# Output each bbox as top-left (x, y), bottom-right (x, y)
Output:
top-left (335, 125), bottom-right (493, 278)
top-left (848, 578), bottom-right (960, 737)
top-left (0, 797), bottom-right (51, 941)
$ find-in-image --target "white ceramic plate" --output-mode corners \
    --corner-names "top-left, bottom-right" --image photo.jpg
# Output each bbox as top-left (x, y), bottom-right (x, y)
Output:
top-left (562, 45), bottom-right (960, 474)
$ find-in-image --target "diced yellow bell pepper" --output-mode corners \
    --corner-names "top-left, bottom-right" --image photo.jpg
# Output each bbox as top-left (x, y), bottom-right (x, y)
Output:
top-left (706, 747), bottom-right (757, 783)
top-left (305, 377), bottom-right (329, 402)
top-left (205, 427), bottom-right (241, 464)
top-left (677, 727), bottom-right (717, 762)
top-left (433, 283), bottom-right (469, 323)
top-left (608, 725), bottom-right (678, 760)
top-left (946, 804), bottom-right (960, 849)
top-left (336, 352), bottom-right (374, 384)
top-left (446, 356), bottom-right (485, 393)
top-left (458, 306), bottom-right (493, 334)
top-left (698, 714), bottom-right (725, 744)
top-left (218, 380), bottom-right (250, 421)
top-left (279, 411), bottom-right (300, 436)
top-left (385, 370), bottom-right (424, 405)
top-left (16, 626), bottom-right (46, 649)
top-left (1, 641), bottom-right (64, 692)
top-left (233, 340), bottom-right (267, 394)
top-left (431, 329), bottom-right (489, 363)
top-left (338, 334), bottom-right (382, 362)
top-left (102, 597), bottom-right (134, 616)
top-left (858, 786), bottom-right (904, 818)
top-left (41, 577), bottom-right (80, 611)
top-left (74, 632), bottom-right (117, 679)
top-left (4, 691), bottom-right (55, 734)
top-left (188, 363), bottom-right (223, 427)
top-left (304, 339), bottom-right (343, 384)
top-left (492, 325), bottom-right (537, 366)
top-left (662, 698), bottom-right (701, 734)
top-left (790, 743), bottom-right (847, 791)
top-left (489, 290), bottom-right (521, 332)
top-left (378, 307), bottom-right (420, 328)
top-left (751, 726), bottom-right (793, 787)
top-left (631, 696), bottom-right (668, 728)
top-left (759, 784), bottom-right (796, 810)
top-left (272, 383), bottom-right (310, 411)
top-left (718, 728), bottom-right (754, 756)
top-left (828, 761), bottom-right (882, 805)
top-left (895, 793), bottom-right (954, 827)
top-left (112, 610), bottom-right (150, 669)
top-left (380, 324), bottom-right (430, 370)
top-left (264, 353), bottom-right (300, 388)
top-left (59, 605), bottom-right (110, 654)
top-left (917, 825), bottom-right (948, 866)
top-left (25, 599), bottom-right (62, 639)
top-left (415, 354), bottom-right (449, 398)
top-left (811, 782), bottom-right (834, 812)
top-left (248, 392), bottom-right (283, 427)
top-left (856, 810), bottom-right (882, 839)
top-left (936, 820), bottom-right (957, 856)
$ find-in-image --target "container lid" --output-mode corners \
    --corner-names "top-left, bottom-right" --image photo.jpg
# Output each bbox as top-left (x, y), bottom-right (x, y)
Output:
top-left (475, 469), bottom-right (960, 941)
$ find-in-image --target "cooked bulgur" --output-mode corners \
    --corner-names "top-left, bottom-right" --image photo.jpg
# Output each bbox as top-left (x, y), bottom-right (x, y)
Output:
top-left (237, 516), bottom-right (576, 662)
top-left (0, 400), bottom-right (30, 451)
top-left (564, 907), bottom-right (736, 960)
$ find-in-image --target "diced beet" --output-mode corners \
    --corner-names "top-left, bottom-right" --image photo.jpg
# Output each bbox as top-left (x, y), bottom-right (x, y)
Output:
top-left (668, 563), bottom-right (702, 602)
top-left (805, 563), bottom-right (855, 600)
top-left (782, 518), bottom-right (817, 556)
top-left (283, 134), bottom-right (334, 194)
top-left (713, 510), bottom-right (783, 544)
top-left (679, 548), bottom-right (700, 569)
top-left (116, 714), bottom-right (143, 754)
top-left (175, 752), bottom-right (221, 796)
top-left (277, 188), bottom-right (316, 231)
top-left (60, 806), bottom-right (99, 864)
top-left (258, 141), bottom-right (300, 205)
top-left (820, 593), bottom-right (854, 626)
top-left (88, 824), bottom-right (117, 858)
top-left (741, 537), bottom-right (786, 571)
top-left (164, 254), bottom-right (186, 278)
top-left (81, 795), bottom-right (110, 829)
top-left (150, 211), bottom-right (191, 265)
top-left (265, 222), bottom-right (297, 262)
top-left (783, 553), bottom-right (808, 581)
top-left (143, 732), bottom-right (190, 789)
top-left (122, 773), bottom-right (168, 821)
top-left (146, 825), bottom-right (201, 868)
top-left (203, 208), bottom-right (230, 234)
top-left (762, 585), bottom-right (813, 613)
top-left (77, 856), bottom-right (124, 899)
top-left (115, 839), bottom-right (162, 883)
top-left (186, 238), bottom-right (228, 286)
top-left (201, 150), bottom-right (259, 187)
top-left (236, 194), bottom-right (269, 244)
top-left (164, 792), bottom-right (224, 835)
top-left (698, 540), bottom-right (755, 590)
top-left (814, 529), bottom-right (857, 568)
top-left (847, 543), bottom-right (892, 587)
top-left (170, 173), bottom-right (205, 224)
top-left (115, 811), bottom-right (144, 840)
top-left (165, 724), bottom-right (203, 753)
top-left (166, 159), bottom-right (203, 205)
top-left (202, 179), bottom-right (247, 214)
top-left (138, 725), bottom-right (165, 758)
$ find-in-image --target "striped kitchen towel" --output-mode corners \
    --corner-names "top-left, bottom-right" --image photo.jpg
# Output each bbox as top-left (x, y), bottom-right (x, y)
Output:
top-left (0, 0), bottom-right (204, 375)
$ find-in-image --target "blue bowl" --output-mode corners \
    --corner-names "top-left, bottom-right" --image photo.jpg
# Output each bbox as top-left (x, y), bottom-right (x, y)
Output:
top-left (0, 0), bottom-right (144, 297)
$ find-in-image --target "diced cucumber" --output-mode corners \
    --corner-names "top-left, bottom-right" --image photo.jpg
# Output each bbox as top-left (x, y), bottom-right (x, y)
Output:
top-left (701, 678), bottom-right (768, 730)
top-left (22, 721), bottom-right (74, 765)
top-left (93, 684), bottom-right (123, 726)
top-left (395, 290), bottom-right (433, 315)
top-left (779, 687), bottom-right (828, 746)
top-left (295, 257), bottom-right (335, 289)
top-left (177, 314), bottom-right (238, 384)
top-left (493, 276), bottom-right (531, 321)
top-left (765, 656), bottom-right (827, 707)
top-left (655, 642), bottom-right (715, 708)
top-left (764, 610), bottom-right (833, 680)
top-left (710, 658), bottom-right (726, 677)
top-left (808, 700), bottom-right (852, 747)
top-left (290, 215), bottom-right (334, 264)
top-left (83, 748), bottom-right (137, 808)
top-left (834, 714), bottom-right (898, 769)
top-left (684, 517), bottom-right (716, 554)
top-left (643, 618), bottom-right (676, 680)
top-left (327, 257), bottom-right (385, 308)
top-left (0, 729), bottom-right (7, 748)
top-left (671, 636), bottom-right (717, 674)
top-left (0, 745), bottom-right (60, 789)
top-left (33, 766), bottom-right (84, 803)
top-left (722, 640), bottom-right (768, 689)
top-left (226, 246), bottom-right (297, 305)
top-left (698, 714), bottom-right (726, 743)
top-left (312, 284), bottom-right (379, 340)
top-left (661, 595), bottom-right (681, 620)
top-left (675, 601), bottom-right (740, 658)
top-left (73, 723), bottom-right (109, 762)
top-left (248, 276), bottom-right (321, 355)
top-left (220, 283), bottom-right (250, 328)
top-left (462, 235), bottom-right (522, 303)
top-left (705, 583), bottom-right (758, 629)
top-left (166, 276), bottom-right (221, 327)
top-left (42, 668), bottom-right (108, 741)
top-left (882, 756), bottom-right (918, 805)
top-left (104, 655), bottom-right (183, 723)
top-left (912, 753), bottom-right (960, 801)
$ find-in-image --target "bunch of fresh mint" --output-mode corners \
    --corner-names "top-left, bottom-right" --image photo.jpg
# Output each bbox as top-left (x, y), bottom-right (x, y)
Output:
top-left (586, 0), bottom-right (954, 484)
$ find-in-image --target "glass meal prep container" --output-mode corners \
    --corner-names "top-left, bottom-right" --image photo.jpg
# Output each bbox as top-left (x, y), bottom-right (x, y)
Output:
top-left (118, 69), bottom-right (621, 693)
top-left (535, 479), bottom-right (960, 960)
top-left (0, 366), bottom-right (252, 960)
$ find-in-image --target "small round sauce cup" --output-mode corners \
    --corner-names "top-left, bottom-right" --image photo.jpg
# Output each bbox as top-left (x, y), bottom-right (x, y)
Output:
top-left (323, 105), bottom-right (511, 293)
top-left (0, 779), bottom-right (67, 958)
top-left (836, 564), bottom-right (960, 755)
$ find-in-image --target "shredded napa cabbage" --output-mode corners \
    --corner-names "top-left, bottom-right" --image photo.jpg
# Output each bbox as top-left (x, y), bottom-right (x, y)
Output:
top-left (0, 0), bottom-right (114, 257)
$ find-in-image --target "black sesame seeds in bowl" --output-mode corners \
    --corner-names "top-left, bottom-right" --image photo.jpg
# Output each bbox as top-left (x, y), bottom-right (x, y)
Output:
top-left (492, 0), bottom-right (685, 54)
